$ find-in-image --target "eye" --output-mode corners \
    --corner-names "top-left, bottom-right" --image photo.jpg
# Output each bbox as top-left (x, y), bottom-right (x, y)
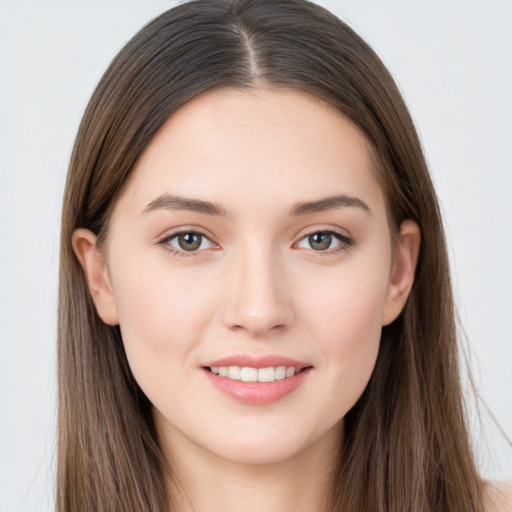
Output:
top-left (295, 230), bottom-right (352, 252)
top-left (160, 231), bottom-right (215, 253)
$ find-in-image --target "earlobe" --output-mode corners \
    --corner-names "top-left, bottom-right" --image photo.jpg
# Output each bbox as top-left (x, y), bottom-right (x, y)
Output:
top-left (72, 228), bottom-right (119, 325)
top-left (382, 220), bottom-right (421, 326)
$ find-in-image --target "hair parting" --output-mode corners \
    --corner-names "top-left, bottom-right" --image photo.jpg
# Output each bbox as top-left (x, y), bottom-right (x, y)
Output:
top-left (58, 1), bottom-right (485, 510)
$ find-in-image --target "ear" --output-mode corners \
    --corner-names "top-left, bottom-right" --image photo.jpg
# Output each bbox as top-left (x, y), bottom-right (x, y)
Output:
top-left (72, 228), bottom-right (119, 325)
top-left (382, 220), bottom-right (421, 326)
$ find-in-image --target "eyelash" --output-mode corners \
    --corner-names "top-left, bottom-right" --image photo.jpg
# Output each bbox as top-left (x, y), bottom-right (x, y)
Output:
top-left (157, 230), bottom-right (217, 258)
top-left (157, 229), bottom-right (354, 258)
top-left (296, 229), bottom-right (354, 256)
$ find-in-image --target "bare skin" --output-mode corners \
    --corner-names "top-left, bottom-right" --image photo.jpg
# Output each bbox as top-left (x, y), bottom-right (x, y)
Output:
top-left (486, 482), bottom-right (512, 512)
top-left (73, 88), bottom-right (421, 512)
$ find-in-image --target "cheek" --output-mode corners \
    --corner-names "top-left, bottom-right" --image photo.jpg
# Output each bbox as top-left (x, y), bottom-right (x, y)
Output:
top-left (110, 261), bottom-right (217, 385)
top-left (303, 256), bottom-right (389, 343)
top-left (299, 259), bottom-right (389, 408)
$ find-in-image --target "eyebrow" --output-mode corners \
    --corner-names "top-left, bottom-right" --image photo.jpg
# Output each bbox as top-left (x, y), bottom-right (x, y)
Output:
top-left (142, 194), bottom-right (228, 216)
top-left (290, 194), bottom-right (371, 216)
top-left (142, 193), bottom-right (370, 217)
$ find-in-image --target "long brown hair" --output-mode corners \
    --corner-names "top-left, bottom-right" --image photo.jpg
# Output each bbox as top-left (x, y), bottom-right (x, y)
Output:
top-left (57, 0), bottom-right (484, 510)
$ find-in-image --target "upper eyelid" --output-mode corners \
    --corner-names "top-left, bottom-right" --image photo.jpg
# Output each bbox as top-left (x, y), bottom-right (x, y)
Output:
top-left (157, 227), bottom-right (216, 244)
top-left (295, 226), bottom-right (352, 241)
top-left (156, 226), bottom-right (352, 248)
top-left (299, 233), bottom-right (349, 243)
top-left (157, 230), bottom-right (218, 257)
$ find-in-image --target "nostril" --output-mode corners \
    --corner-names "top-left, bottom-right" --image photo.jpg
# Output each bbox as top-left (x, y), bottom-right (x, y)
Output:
top-left (220, 267), bottom-right (293, 334)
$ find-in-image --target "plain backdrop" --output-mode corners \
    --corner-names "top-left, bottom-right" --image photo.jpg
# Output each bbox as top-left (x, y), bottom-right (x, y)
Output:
top-left (0, 1), bottom-right (511, 510)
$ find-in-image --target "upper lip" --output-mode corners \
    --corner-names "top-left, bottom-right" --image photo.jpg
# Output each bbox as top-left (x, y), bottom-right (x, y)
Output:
top-left (202, 354), bottom-right (312, 370)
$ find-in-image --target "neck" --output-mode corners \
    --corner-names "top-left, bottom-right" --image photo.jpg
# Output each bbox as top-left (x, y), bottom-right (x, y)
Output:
top-left (157, 416), bottom-right (342, 512)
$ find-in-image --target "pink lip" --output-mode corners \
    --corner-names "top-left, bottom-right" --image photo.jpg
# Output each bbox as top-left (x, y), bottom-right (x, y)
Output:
top-left (203, 354), bottom-right (311, 370)
top-left (201, 354), bottom-right (313, 405)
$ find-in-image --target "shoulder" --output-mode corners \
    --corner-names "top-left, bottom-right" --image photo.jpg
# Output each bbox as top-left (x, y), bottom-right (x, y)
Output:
top-left (484, 481), bottom-right (512, 512)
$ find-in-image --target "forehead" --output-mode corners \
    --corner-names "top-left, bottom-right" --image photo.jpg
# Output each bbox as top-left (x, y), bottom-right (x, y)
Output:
top-left (114, 88), bottom-right (385, 219)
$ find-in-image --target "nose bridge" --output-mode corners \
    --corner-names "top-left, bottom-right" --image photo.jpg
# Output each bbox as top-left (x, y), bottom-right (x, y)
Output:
top-left (222, 238), bottom-right (292, 335)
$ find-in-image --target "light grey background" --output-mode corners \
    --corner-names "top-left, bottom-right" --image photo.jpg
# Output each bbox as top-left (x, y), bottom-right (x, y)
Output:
top-left (0, 1), bottom-right (510, 510)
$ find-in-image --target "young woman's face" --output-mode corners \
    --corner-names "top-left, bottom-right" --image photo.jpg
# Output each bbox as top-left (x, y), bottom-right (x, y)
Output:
top-left (82, 88), bottom-right (417, 466)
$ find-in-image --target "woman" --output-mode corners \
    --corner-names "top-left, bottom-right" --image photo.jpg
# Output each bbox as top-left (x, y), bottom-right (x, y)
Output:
top-left (57, 0), bottom-right (510, 510)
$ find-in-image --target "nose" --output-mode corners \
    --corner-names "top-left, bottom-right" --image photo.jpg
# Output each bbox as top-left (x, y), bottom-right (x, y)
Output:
top-left (221, 244), bottom-right (293, 336)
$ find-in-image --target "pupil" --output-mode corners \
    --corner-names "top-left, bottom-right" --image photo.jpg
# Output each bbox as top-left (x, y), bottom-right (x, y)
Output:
top-left (310, 233), bottom-right (331, 250)
top-left (179, 233), bottom-right (201, 251)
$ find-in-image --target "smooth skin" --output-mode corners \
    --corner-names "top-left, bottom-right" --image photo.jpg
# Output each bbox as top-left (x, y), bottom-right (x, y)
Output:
top-left (73, 88), bottom-right (421, 512)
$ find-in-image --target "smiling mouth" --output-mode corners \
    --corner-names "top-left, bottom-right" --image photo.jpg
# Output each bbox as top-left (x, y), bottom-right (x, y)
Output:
top-left (204, 365), bottom-right (312, 383)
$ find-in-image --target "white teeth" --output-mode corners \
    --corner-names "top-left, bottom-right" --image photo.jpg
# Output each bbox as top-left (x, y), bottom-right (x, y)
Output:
top-left (258, 367), bottom-right (275, 382)
top-left (210, 365), bottom-right (298, 382)
top-left (240, 367), bottom-right (258, 382)
top-left (275, 366), bottom-right (286, 380)
top-left (227, 366), bottom-right (241, 380)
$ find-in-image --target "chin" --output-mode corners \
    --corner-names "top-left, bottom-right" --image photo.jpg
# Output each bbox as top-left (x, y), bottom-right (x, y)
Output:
top-left (202, 419), bottom-right (342, 467)
top-left (209, 438), bottom-right (311, 466)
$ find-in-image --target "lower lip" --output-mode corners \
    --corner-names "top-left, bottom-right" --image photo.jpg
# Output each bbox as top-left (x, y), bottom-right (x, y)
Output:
top-left (203, 368), bottom-right (312, 405)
